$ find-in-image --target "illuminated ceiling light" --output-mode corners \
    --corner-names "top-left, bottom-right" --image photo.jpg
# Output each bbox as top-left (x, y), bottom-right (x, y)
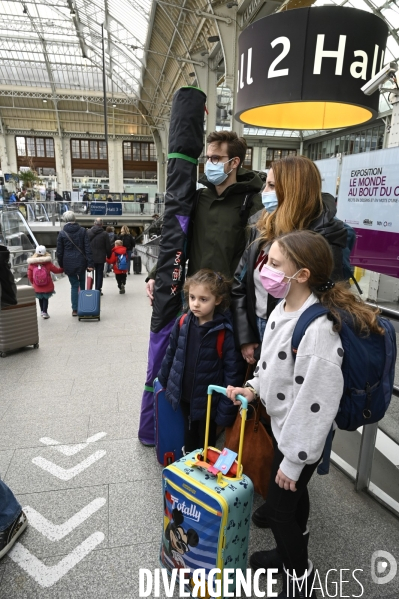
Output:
top-left (207, 36), bottom-right (220, 43)
top-left (236, 7), bottom-right (388, 130)
top-left (43, 99), bottom-right (48, 103)
top-left (70, 8), bottom-right (76, 16)
top-left (112, 103), bottom-right (116, 108)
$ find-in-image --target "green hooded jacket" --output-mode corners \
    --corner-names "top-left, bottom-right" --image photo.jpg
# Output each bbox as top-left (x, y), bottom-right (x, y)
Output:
top-left (146, 167), bottom-right (263, 281)
top-left (187, 167), bottom-right (263, 278)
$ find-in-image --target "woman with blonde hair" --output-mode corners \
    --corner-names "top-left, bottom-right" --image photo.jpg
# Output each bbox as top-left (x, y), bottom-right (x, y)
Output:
top-left (117, 225), bottom-right (135, 274)
top-left (232, 155), bottom-right (347, 366)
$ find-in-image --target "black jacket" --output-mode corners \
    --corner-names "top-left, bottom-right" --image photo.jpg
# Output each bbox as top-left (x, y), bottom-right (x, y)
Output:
top-left (158, 311), bottom-right (244, 425)
top-left (57, 223), bottom-right (94, 275)
top-left (87, 225), bottom-right (112, 263)
top-left (118, 234), bottom-right (135, 251)
top-left (0, 245), bottom-right (17, 307)
top-left (231, 193), bottom-right (347, 354)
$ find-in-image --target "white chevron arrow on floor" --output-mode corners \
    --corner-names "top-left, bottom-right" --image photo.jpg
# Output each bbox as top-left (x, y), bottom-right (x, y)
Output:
top-left (8, 532), bottom-right (105, 588)
top-left (39, 432), bottom-right (107, 456)
top-left (23, 498), bottom-right (106, 541)
top-left (32, 450), bottom-right (106, 481)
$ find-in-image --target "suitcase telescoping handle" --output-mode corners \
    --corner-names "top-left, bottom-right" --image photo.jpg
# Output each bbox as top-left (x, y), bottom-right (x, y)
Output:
top-left (205, 385), bottom-right (248, 477)
top-left (86, 271), bottom-right (93, 290)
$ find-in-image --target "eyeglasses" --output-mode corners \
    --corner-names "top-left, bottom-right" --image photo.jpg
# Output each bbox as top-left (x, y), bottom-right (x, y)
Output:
top-left (199, 155), bottom-right (230, 165)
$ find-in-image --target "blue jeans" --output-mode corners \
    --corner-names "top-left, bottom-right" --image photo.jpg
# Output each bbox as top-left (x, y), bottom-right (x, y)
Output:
top-left (126, 250), bottom-right (132, 274)
top-left (0, 480), bottom-right (21, 531)
top-left (256, 316), bottom-right (267, 341)
top-left (68, 272), bottom-right (86, 311)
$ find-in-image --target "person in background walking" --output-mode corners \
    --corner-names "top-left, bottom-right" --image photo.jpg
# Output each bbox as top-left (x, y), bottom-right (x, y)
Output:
top-left (104, 226), bottom-right (116, 277)
top-left (56, 211), bottom-right (94, 316)
top-left (87, 218), bottom-right (111, 295)
top-left (27, 245), bottom-right (63, 319)
top-left (117, 225), bottom-right (135, 275)
top-left (106, 240), bottom-right (128, 294)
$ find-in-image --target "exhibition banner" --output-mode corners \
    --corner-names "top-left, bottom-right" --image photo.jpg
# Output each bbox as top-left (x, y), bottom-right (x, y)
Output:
top-left (337, 147), bottom-right (399, 277)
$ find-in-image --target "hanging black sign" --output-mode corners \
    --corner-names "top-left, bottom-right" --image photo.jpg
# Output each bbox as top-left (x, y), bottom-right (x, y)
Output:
top-left (235, 7), bottom-right (388, 130)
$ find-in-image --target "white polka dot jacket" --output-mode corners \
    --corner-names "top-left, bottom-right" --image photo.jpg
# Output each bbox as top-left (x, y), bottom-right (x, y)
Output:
top-left (247, 293), bottom-right (344, 482)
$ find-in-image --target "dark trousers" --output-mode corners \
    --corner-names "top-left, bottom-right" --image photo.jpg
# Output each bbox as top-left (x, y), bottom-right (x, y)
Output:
top-left (93, 263), bottom-right (104, 291)
top-left (265, 437), bottom-right (322, 577)
top-left (115, 273), bottom-right (127, 288)
top-left (180, 402), bottom-right (217, 453)
top-left (38, 297), bottom-right (49, 313)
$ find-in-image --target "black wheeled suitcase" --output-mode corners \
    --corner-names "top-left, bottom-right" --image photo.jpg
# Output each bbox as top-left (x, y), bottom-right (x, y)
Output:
top-left (78, 273), bottom-right (100, 321)
top-left (133, 255), bottom-right (142, 274)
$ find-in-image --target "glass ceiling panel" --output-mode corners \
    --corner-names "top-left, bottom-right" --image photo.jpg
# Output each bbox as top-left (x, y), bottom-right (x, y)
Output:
top-left (0, 0), bottom-right (154, 97)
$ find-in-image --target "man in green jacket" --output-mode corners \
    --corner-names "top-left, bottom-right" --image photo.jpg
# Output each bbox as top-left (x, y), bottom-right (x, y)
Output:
top-left (146, 130), bottom-right (263, 304)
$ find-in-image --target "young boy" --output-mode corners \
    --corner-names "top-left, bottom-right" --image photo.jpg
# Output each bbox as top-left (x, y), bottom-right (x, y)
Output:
top-left (106, 240), bottom-right (128, 293)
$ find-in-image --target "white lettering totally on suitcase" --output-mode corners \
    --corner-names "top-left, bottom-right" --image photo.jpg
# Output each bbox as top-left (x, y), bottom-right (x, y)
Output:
top-left (170, 496), bottom-right (201, 523)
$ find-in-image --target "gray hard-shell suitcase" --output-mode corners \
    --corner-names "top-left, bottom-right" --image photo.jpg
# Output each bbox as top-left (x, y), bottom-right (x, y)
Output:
top-left (0, 285), bottom-right (39, 357)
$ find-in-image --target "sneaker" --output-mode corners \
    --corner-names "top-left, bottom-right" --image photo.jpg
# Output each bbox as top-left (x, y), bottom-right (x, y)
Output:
top-left (120, 285), bottom-right (125, 294)
top-left (0, 511), bottom-right (28, 560)
top-left (42, 313), bottom-right (50, 319)
top-left (100, 292), bottom-right (103, 296)
top-left (72, 310), bottom-right (78, 317)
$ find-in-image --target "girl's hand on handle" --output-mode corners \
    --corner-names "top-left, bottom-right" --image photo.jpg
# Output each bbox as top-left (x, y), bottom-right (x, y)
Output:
top-left (275, 468), bottom-right (297, 492)
top-left (241, 343), bottom-right (258, 365)
top-left (226, 386), bottom-right (255, 405)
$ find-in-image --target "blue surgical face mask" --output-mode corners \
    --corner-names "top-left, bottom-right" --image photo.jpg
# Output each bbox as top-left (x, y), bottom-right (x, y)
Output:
top-left (205, 158), bottom-right (234, 186)
top-left (261, 190), bottom-right (278, 213)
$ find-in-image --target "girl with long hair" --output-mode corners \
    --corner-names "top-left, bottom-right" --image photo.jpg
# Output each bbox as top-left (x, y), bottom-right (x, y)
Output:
top-left (227, 230), bottom-right (383, 598)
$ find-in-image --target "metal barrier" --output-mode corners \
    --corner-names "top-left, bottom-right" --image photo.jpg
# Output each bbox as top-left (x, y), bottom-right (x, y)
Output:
top-left (346, 302), bottom-right (399, 516)
top-left (135, 243), bottom-right (160, 274)
top-left (10, 201), bottom-right (165, 222)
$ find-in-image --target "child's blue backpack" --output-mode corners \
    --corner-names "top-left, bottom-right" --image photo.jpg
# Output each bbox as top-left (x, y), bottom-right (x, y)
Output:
top-left (116, 252), bottom-right (127, 270)
top-left (292, 304), bottom-right (396, 472)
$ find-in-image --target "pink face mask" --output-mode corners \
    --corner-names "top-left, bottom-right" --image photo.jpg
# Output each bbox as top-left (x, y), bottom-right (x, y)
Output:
top-left (259, 264), bottom-right (301, 298)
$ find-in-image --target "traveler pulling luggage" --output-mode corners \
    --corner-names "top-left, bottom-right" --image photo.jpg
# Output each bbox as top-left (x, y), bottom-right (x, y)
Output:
top-left (77, 272), bottom-right (101, 321)
top-left (160, 385), bottom-right (254, 598)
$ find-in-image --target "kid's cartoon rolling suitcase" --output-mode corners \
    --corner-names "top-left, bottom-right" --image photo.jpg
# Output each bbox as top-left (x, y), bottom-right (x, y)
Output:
top-left (160, 385), bottom-right (254, 598)
top-left (154, 378), bottom-right (185, 466)
top-left (78, 273), bottom-right (100, 321)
